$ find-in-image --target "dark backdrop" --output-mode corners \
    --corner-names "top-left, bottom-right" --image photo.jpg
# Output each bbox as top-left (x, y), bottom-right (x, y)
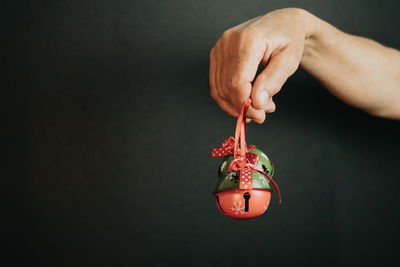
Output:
top-left (3, 0), bottom-right (400, 266)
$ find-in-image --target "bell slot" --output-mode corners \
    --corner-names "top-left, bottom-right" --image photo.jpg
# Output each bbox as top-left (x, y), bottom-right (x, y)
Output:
top-left (243, 192), bottom-right (251, 212)
top-left (216, 196), bottom-right (225, 213)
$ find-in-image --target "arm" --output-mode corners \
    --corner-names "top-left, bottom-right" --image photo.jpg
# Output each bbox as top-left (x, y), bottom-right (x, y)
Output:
top-left (301, 12), bottom-right (400, 119)
top-left (209, 8), bottom-right (400, 122)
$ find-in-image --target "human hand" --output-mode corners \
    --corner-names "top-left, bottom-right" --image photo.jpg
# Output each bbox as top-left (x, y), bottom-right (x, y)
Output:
top-left (209, 8), bottom-right (310, 123)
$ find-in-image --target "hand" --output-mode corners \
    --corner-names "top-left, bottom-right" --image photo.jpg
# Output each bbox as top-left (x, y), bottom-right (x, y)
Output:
top-left (209, 8), bottom-right (309, 123)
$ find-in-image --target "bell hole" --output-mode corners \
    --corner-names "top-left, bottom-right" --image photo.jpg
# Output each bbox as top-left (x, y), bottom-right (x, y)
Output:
top-left (233, 172), bottom-right (240, 183)
top-left (243, 192), bottom-right (251, 212)
top-left (262, 164), bottom-right (269, 174)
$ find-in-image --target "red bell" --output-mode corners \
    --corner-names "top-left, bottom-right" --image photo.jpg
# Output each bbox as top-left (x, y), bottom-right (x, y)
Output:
top-left (214, 189), bottom-right (271, 219)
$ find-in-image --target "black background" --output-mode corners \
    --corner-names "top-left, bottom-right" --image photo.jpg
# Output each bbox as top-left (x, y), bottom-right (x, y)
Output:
top-left (3, 0), bottom-right (400, 266)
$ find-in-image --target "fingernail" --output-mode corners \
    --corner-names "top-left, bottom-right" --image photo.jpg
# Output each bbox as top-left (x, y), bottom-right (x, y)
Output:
top-left (260, 90), bottom-right (269, 107)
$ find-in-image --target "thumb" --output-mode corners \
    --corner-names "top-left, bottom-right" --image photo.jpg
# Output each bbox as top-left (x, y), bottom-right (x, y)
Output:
top-left (251, 47), bottom-right (300, 111)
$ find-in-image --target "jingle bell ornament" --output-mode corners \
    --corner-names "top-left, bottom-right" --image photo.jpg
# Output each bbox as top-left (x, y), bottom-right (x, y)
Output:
top-left (211, 99), bottom-right (281, 219)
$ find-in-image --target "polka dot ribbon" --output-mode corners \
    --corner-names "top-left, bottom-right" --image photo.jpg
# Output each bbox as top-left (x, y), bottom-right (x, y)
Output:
top-left (211, 99), bottom-right (281, 203)
top-left (211, 137), bottom-right (236, 158)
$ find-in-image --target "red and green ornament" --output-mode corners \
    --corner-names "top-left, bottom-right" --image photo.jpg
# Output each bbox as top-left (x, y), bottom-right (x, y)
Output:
top-left (211, 99), bottom-right (281, 219)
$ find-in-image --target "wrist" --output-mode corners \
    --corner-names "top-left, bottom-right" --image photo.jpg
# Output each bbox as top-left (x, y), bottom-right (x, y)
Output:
top-left (292, 8), bottom-right (316, 39)
top-left (300, 10), bottom-right (344, 63)
top-left (298, 9), bottom-right (321, 50)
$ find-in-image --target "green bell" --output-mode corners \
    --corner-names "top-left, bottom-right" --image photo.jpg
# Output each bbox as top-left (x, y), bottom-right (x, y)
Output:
top-left (215, 147), bottom-right (274, 192)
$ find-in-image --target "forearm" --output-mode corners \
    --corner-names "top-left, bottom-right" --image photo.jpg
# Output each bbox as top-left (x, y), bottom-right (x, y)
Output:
top-left (300, 10), bottom-right (400, 119)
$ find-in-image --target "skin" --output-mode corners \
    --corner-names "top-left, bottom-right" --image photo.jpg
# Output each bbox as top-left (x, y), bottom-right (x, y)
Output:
top-left (209, 8), bottom-right (400, 123)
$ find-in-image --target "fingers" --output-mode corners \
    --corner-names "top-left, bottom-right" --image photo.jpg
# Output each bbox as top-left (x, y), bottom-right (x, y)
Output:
top-left (264, 97), bottom-right (276, 113)
top-left (221, 33), bottom-right (263, 111)
top-left (218, 31), bottom-right (267, 122)
top-left (210, 27), bottom-right (290, 124)
top-left (215, 40), bottom-right (228, 102)
top-left (251, 46), bottom-right (301, 112)
top-left (246, 104), bottom-right (266, 123)
top-left (210, 32), bottom-right (266, 123)
top-left (209, 46), bottom-right (238, 117)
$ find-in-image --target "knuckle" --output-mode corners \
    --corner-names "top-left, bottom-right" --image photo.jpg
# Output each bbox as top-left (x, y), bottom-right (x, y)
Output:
top-left (214, 39), bottom-right (222, 50)
top-left (239, 27), bottom-right (260, 41)
top-left (220, 90), bottom-right (231, 102)
top-left (210, 89), bottom-right (218, 101)
top-left (221, 29), bottom-right (233, 40)
top-left (241, 26), bottom-right (256, 36)
top-left (209, 47), bottom-right (216, 60)
top-left (270, 85), bottom-right (281, 95)
top-left (267, 80), bottom-right (283, 95)
top-left (215, 85), bottom-right (230, 101)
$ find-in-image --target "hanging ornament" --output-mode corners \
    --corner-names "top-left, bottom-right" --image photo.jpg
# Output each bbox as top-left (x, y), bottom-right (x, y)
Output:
top-left (211, 99), bottom-right (281, 219)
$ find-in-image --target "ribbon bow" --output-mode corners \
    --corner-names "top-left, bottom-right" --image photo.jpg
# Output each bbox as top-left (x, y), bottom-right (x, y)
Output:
top-left (211, 99), bottom-right (281, 203)
top-left (212, 137), bottom-right (257, 170)
top-left (211, 137), bottom-right (256, 159)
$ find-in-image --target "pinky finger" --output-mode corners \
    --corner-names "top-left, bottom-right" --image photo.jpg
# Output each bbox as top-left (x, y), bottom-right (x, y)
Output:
top-left (210, 89), bottom-right (239, 117)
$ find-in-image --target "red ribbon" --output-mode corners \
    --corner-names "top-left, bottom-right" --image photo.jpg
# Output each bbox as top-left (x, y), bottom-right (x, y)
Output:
top-left (211, 137), bottom-right (235, 158)
top-left (211, 137), bottom-right (256, 159)
top-left (211, 99), bottom-right (281, 203)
